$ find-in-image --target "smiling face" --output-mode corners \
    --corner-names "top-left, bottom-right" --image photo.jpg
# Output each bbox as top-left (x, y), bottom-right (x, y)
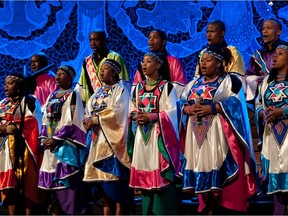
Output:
top-left (262, 20), bottom-right (282, 45)
top-left (148, 31), bottom-right (166, 52)
top-left (55, 69), bottom-right (72, 89)
top-left (99, 63), bottom-right (116, 85)
top-left (141, 55), bottom-right (161, 78)
top-left (200, 52), bottom-right (221, 78)
top-left (272, 48), bottom-right (288, 71)
top-left (4, 77), bottom-right (20, 98)
top-left (206, 23), bottom-right (224, 46)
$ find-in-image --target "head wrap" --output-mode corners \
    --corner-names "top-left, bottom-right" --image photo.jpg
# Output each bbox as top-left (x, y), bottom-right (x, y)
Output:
top-left (6, 72), bottom-right (25, 84)
top-left (58, 65), bottom-right (76, 79)
top-left (276, 44), bottom-right (288, 52)
top-left (203, 49), bottom-right (224, 62)
top-left (103, 59), bottom-right (121, 74)
top-left (144, 52), bottom-right (165, 65)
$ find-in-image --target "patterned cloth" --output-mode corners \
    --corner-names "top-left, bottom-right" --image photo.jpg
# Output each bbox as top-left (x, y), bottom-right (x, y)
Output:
top-left (180, 74), bottom-right (258, 212)
top-left (38, 89), bottom-right (87, 214)
top-left (256, 77), bottom-right (288, 195)
top-left (0, 95), bottom-right (44, 204)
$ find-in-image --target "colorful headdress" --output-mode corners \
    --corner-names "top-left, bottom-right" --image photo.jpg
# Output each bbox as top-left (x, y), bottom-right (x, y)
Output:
top-left (58, 65), bottom-right (76, 79)
top-left (6, 74), bottom-right (24, 83)
top-left (276, 44), bottom-right (288, 52)
top-left (203, 49), bottom-right (224, 62)
top-left (103, 59), bottom-right (121, 74)
top-left (144, 52), bottom-right (165, 65)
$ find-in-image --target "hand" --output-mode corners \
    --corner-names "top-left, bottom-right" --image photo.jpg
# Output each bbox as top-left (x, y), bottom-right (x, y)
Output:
top-left (83, 117), bottom-right (93, 130)
top-left (184, 104), bottom-right (201, 115)
top-left (42, 138), bottom-right (55, 151)
top-left (0, 125), bottom-right (6, 136)
top-left (136, 111), bottom-right (150, 125)
top-left (265, 106), bottom-right (282, 123)
top-left (193, 104), bottom-right (213, 117)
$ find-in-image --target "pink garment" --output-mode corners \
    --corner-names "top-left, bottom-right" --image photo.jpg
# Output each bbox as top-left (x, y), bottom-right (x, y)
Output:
top-left (35, 72), bottom-right (57, 106)
top-left (133, 54), bottom-right (187, 85)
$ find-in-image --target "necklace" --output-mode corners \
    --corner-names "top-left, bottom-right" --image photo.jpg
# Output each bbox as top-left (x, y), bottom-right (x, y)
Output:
top-left (277, 74), bottom-right (286, 78)
top-left (57, 89), bottom-right (69, 94)
top-left (146, 76), bottom-right (162, 86)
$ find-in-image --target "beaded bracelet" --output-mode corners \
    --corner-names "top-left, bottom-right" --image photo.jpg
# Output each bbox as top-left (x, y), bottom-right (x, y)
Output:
top-left (211, 102), bottom-right (217, 115)
top-left (282, 107), bottom-right (288, 119)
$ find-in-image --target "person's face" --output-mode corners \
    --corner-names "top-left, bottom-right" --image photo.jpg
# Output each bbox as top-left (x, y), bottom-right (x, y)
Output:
top-left (272, 48), bottom-right (288, 70)
top-left (262, 20), bottom-right (282, 44)
top-left (30, 56), bottom-right (43, 73)
top-left (4, 77), bottom-right (20, 98)
top-left (206, 24), bottom-right (224, 46)
top-left (200, 53), bottom-right (221, 78)
top-left (141, 55), bottom-right (161, 77)
top-left (55, 69), bottom-right (72, 89)
top-left (89, 32), bottom-right (106, 54)
top-left (99, 63), bottom-right (116, 85)
top-left (148, 31), bottom-right (166, 52)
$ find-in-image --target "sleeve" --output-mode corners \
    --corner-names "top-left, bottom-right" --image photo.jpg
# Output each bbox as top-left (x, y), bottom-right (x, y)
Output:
top-left (228, 46), bottom-right (246, 75)
top-left (158, 82), bottom-right (181, 176)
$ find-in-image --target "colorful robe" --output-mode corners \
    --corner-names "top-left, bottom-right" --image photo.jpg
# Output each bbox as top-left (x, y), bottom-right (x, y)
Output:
top-left (38, 89), bottom-right (87, 190)
top-left (128, 80), bottom-right (180, 190)
top-left (35, 72), bottom-right (57, 108)
top-left (180, 74), bottom-right (258, 212)
top-left (133, 54), bottom-right (187, 98)
top-left (255, 76), bottom-right (288, 195)
top-left (0, 95), bottom-right (43, 203)
top-left (75, 51), bottom-right (130, 104)
top-left (83, 83), bottom-right (131, 182)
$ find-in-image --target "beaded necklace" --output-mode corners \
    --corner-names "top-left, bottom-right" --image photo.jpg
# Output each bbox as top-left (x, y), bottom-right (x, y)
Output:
top-left (146, 76), bottom-right (162, 86)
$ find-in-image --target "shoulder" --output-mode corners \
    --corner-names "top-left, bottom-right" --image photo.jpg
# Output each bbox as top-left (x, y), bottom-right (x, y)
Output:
top-left (226, 74), bottom-right (242, 93)
top-left (227, 45), bottom-right (241, 54)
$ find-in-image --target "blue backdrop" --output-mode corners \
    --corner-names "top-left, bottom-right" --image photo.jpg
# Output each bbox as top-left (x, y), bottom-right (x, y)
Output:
top-left (0, 0), bottom-right (287, 100)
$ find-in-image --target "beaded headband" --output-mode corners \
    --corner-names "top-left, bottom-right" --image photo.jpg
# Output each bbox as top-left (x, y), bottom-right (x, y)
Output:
top-left (144, 53), bottom-right (164, 65)
top-left (103, 59), bottom-right (121, 74)
top-left (6, 75), bottom-right (24, 83)
top-left (203, 49), bottom-right (224, 62)
top-left (58, 65), bottom-right (75, 79)
top-left (276, 44), bottom-right (288, 52)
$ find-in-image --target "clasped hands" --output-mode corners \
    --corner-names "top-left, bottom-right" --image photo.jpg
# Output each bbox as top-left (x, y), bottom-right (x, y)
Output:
top-left (132, 111), bottom-right (151, 125)
top-left (41, 138), bottom-right (56, 151)
top-left (184, 104), bottom-right (212, 116)
top-left (259, 106), bottom-right (283, 123)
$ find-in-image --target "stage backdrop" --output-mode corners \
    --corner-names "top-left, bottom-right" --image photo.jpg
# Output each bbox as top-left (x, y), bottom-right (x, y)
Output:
top-left (0, 0), bottom-right (287, 99)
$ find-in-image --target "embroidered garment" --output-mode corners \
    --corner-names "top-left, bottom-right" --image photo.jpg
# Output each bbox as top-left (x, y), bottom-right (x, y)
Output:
top-left (256, 77), bottom-right (288, 194)
top-left (0, 95), bottom-right (43, 204)
top-left (180, 74), bottom-right (258, 212)
top-left (128, 80), bottom-right (180, 190)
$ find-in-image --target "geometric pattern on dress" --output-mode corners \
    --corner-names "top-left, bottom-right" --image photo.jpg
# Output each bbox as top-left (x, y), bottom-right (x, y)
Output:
top-left (140, 123), bottom-right (154, 145)
top-left (268, 83), bottom-right (288, 103)
top-left (272, 119), bottom-right (288, 147)
top-left (92, 87), bottom-right (112, 112)
top-left (191, 114), bottom-right (214, 148)
top-left (139, 93), bottom-right (157, 113)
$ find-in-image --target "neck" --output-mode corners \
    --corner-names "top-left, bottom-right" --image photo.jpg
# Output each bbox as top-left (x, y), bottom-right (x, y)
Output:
top-left (205, 72), bottom-right (219, 81)
top-left (146, 75), bottom-right (161, 86)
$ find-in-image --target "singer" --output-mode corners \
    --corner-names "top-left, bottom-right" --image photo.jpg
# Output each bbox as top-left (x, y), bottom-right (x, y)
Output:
top-left (179, 46), bottom-right (258, 214)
